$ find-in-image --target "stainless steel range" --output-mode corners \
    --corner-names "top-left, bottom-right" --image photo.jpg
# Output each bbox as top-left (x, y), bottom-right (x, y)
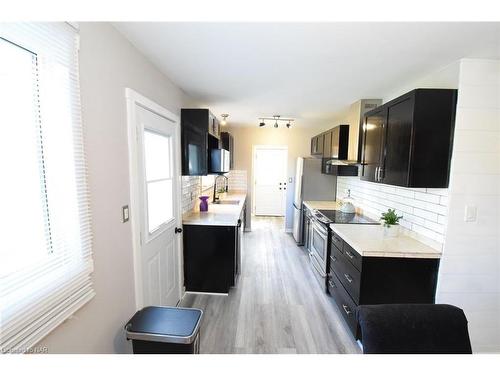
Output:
top-left (308, 209), bottom-right (378, 292)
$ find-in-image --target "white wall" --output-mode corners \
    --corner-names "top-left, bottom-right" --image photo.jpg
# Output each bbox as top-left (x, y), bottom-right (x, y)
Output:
top-left (435, 59), bottom-right (500, 353)
top-left (38, 22), bottom-right (195, 353)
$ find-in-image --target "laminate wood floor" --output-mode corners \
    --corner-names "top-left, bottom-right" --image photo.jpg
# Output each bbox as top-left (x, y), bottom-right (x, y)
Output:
top-left (179, 216), bottom-right (361, 354)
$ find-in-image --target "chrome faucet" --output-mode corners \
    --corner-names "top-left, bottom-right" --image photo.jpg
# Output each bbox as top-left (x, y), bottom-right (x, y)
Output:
top-left (213, 174), bottom-right (229, 203)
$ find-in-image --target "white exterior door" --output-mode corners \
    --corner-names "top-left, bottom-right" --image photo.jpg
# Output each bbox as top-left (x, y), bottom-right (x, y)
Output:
top-left (254, 147), bottom-right (287, 216)
top-left (128, 90), bottom-right (181, 309)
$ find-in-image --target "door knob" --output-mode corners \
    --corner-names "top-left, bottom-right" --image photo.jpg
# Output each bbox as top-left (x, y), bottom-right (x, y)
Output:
top-left (175, 227), bottom-right (183, 234)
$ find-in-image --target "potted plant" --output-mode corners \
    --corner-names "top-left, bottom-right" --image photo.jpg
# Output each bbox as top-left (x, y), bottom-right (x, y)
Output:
top-left (380, 209), bottom-right (403, 237)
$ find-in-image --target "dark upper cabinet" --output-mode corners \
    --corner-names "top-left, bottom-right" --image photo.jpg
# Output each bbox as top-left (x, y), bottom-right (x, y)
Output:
top-left (181, 109), bottom-right (220, 176)
top-left (220, 131), bottom-right (234, 169)
top-left (327, 125), bottom-right (349, 159)
top-left (311, 134), bottom-right (324, 156)
top-left (361, 89), bottom-right (457, 188)
top-left (323, 130), bottom-right (332, 158)
top-left (360, 107), bottom-right (386, 183)
top-left (382, 95), bottom-right (414, 186)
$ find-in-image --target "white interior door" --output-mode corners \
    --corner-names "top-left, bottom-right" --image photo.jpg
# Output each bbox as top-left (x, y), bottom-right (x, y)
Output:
top-left (131, 99), bottom-right (181, 308)
top-left (254, 147), bottom-right (287, 216)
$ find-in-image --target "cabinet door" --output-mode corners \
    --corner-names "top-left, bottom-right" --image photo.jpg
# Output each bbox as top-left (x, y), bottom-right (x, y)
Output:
top-left (311, 136), bottom-right (317, 155)
top-left (323, 130), bottom-right (332, 158)
top-left (316, 134), bottom-right (324, 155)
top-left (381, 96), bottom-right (414, 186)
top-left (181, 124), bottom-right (207, 175)
top-left (330, 127), bottom-right (339, 158)
top-left (361, 107), bottom-right (386, 182)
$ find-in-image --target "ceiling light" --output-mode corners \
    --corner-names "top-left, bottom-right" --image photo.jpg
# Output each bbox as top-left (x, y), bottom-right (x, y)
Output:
top-left (220, 114), bottom-right (229, 126)
top-left (257, 115), bottom-right (295, 128)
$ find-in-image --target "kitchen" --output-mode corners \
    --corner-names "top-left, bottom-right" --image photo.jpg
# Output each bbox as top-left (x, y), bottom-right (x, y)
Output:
top-left (174, 88), bottom-right (457, 353)
top-left (1, 15), bottom-right (499, 364)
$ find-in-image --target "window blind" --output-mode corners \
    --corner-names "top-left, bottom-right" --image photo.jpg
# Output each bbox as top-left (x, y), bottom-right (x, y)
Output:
top-left (0, 23), bottom-right (94, 353)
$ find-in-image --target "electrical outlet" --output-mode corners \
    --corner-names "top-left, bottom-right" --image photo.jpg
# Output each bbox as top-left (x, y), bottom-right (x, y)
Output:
top-left (464, 205), bottom-right (477, 222)
top-left (122, 205), bottom-right (130, 223)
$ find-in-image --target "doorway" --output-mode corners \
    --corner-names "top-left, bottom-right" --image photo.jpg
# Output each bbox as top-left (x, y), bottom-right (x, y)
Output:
top-left (126, 89), bottom-right (182, 309)
top-left (252, 146), bottom-right (288, 216)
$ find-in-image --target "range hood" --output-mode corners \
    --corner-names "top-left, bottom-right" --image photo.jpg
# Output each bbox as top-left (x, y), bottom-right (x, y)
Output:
top-left (321, 158), bottom-right (359, 176)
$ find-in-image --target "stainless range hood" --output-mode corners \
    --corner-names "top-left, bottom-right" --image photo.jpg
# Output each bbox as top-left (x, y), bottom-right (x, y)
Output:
top-left (322, 159), bottom-right (359, 176)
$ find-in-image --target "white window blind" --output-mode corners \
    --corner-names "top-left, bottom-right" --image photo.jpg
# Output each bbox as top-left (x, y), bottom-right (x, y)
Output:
top-left (0, 23), bottom-right (94, 353)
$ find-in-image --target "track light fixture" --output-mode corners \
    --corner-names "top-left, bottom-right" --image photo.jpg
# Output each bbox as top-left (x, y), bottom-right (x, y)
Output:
top-left (220, 114), bottom-right (229, 126)
top-left (258, 115), bottom-right (294, 128)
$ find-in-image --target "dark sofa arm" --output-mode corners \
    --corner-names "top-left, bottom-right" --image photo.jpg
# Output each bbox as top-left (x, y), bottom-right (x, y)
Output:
top-left (357, 304), bottom-right (472, 354)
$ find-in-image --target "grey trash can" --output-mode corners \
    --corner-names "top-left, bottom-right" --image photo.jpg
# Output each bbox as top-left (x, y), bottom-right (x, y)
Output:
top-left (125, 306), bottom-right (203, 354)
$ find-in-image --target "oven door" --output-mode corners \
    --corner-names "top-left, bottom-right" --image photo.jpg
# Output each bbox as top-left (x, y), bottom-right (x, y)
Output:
top-left (310, 219), bottom-right (329, 267)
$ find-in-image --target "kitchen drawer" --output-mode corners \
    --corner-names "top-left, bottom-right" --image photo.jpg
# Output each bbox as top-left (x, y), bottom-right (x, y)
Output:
top-left (331, 230), bottom-right (343, 252)
top-left (327, 270), bottom-right (358, 336)
top-left (342, 241), bottom-right (362, 272)
top-left (330, 246), bottom-right (361, 304)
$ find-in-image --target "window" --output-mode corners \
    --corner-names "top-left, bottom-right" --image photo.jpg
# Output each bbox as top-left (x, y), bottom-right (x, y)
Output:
top-left (0, 23), bottom-right (94, 353)
top-left (144, 130), bottom-right (174, 233)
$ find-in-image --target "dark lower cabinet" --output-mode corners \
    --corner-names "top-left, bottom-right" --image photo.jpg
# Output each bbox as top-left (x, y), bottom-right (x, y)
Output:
top-left (183, 225), bottom-right (236, 293)
top-left (183, 205), bottom-right (245, 293)
top-left (328, 229), bottom-right (440, 338)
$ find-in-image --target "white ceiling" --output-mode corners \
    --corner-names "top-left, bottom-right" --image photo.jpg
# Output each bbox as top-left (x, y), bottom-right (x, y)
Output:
top-left (114, 22), bottom-right (500, 128)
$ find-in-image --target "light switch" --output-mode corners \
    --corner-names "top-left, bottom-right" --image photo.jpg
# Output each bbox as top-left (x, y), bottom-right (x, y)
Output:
top-left (122, 205), bottom-right (130, 223)
top-left (464, 205), bottom-right (477, 222)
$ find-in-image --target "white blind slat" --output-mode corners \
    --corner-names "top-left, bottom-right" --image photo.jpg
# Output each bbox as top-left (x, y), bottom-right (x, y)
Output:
top-left (0, 22), bottom-right (94, 353)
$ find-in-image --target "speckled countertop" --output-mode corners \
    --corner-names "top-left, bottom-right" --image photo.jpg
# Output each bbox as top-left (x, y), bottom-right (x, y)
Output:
top-left (330, 224), bottom-right (442, 259)
top-left (182, 192), bottom-right (247, 226)
top-left (303, 200), bottom-right (341, 211)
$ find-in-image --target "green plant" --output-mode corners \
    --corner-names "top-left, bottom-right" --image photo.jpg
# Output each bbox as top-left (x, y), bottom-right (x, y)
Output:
top-left (380, 209), bottom-right (402, 227)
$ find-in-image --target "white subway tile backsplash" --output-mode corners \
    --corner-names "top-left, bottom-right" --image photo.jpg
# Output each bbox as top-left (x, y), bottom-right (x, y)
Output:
top-left (415, 191), bottom-right (441, 204)
top-left (337, 176), bottom-right (449, 246)
top-left (413, 207), bottom-right (439, 221)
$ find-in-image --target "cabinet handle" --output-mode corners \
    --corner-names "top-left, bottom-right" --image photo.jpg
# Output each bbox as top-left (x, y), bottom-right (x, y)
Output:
top-left (344, 273), bottom-right (353, 283)
top-left (344, 250), bottom-right (354, 259)
top-left (331, 256), bottom-right (337, 263)
top-left (375, 166), bottom-right (379, 181)
top-left (328, 280), bottom-right (336, 289)
top-left (342, 304), bottom-right (352, 315)
top-left (379, 167), bottom-right (384, 181)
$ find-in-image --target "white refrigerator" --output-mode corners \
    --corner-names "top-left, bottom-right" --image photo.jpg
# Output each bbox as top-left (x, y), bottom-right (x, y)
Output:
top-left (292, 157), bottom-right (337, 244)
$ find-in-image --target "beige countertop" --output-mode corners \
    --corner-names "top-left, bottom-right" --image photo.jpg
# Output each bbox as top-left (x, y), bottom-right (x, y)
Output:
top-left (303, 200), bottom-right (341, 211)
top-left (330, 223), bottom-right (442, 259)
top-left (182, 192), bottom-right (247, 226)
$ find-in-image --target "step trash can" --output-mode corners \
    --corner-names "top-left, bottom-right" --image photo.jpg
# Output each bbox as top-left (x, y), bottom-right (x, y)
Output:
top-left (125, 306), bottom-right (203, 354)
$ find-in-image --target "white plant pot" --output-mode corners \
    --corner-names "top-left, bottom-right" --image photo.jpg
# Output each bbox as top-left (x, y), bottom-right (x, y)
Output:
top-left (383, 225), bottom-right (399, 238)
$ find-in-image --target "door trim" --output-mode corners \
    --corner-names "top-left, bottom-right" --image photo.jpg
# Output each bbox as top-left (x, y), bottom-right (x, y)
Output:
top-left (251, 145), bottom-right (288, 216)
top-left (125, 88), bottom-right (183, 310)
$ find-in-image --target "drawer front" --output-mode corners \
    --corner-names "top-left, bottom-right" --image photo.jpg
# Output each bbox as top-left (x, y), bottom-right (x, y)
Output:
top-left (342, 241), bottom-right (362, 272)
top-left (330, 245), bottom-right (361, 304)
top-left (331, 230), bottom-right (343, 251)
top-left (327, 271), bottom-right (358, 336)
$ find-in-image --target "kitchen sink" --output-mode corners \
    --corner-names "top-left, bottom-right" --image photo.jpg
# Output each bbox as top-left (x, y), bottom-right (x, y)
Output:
top-left (213, 200), bottom-right (240, 205)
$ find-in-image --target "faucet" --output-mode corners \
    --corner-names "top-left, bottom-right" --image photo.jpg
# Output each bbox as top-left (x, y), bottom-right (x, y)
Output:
top-left (213, 174), bottom-right (229, 203)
